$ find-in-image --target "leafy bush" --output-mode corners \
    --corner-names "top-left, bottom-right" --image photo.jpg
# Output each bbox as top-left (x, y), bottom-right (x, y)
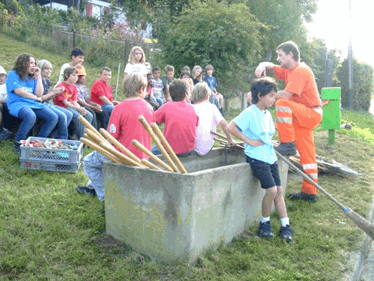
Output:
top-left (337, 57), bottom-right (373, 111)
top-left (157, 0), bottom-right (265, 95)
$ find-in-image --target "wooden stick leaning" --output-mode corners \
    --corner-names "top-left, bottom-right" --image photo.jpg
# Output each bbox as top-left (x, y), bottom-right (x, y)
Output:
top-left (210, 131), bottom-right (244, 149)
top-left (275, 151), bottom-right (374, 240)
top-left (78, 115), bottom-right (108, 143)
top-left (85, 129), bottom-right (144, 167)
top-left (138, 115), bottom-right (180, 173)
top-left (99, 128), bottom-right (144, 166)
top-left (141, 159), bottom-right (162, 171)
top-left (150, 123), bottom-right (188, 174)
top-left (80, 137), bottom-right (121, 163)
top-left (132, 140), bottom-right (174, 172)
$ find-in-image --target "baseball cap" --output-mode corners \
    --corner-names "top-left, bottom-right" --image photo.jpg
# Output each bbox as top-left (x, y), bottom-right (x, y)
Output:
top-left (0, 66), bottom-right (6, 75)
top-left (77, 66), bottom-right (87, 76)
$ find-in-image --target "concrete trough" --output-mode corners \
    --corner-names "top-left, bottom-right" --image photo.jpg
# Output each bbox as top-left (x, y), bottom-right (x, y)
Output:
top-left (104, 148), bottom-right (289, 264)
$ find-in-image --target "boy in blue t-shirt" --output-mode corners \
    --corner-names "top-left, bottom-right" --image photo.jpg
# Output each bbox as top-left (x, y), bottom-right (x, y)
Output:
top-left (203, 64), bottom-right (224, 112)
top-left (227, 77), bottom-right (293, 242)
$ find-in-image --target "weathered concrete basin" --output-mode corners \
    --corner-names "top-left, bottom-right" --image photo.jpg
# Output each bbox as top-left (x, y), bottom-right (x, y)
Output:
top-left (103, 148), bottom-right (288, 264)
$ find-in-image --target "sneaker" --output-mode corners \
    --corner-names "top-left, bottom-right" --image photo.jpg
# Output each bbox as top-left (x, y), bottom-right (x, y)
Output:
top-left (279, 225), bottom-right (293, 242)
top-left (14, 141), bottom-right (21, 154)
top-left (0, 128), bottom-right (12, 141)
top-left (288, 192), bottom-right (318, 203)
top-left (275, 142), bottom-right (297, 156)
top-left (76, 186), bottom-right (97, 196)
top-left (258, 221), bottom-right (274, 239)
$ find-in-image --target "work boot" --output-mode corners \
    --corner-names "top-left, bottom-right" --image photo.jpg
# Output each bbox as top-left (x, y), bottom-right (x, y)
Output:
top-left (0, 128), bottom-right (12, 142)
top-left (288, 192), bottom-right (318, 203)
top-left (14, 141), bottom-right (21, 155)
top-left (76, 186), bottom-right (97, 197)
top-left (275, 142), bottom-right (297, 156)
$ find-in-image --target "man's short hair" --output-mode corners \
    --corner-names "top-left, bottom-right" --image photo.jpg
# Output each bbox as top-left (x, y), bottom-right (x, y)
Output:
top-left (251, 77), bottom-right (278, 104)
top-left (169, 79), bottom-right (188, 101)
top-left (63, 66), bottom-right (78, 81)
top-left (71, 47), bottom-right (85, 58)
top-left (100, 67), bottom-right (111, 73)
top-left (123, 73), bottom-right (147, 98)
top-left (205, 64), bottom-right (214, 71)
top-left (276, 41), bottom-right (300, 61)
top-left (152, 66), bottom-right (161, 73)
top-left (180, 71), bottom-right (191, 79)
top-left (191, 82), bottom-right (210, 103)
top-left (164, 65), bottom-right (174, 73)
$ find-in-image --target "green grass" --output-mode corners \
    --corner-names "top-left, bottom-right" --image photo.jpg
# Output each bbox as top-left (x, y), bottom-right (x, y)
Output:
top-left (1, 33), bottom-right (374, 280)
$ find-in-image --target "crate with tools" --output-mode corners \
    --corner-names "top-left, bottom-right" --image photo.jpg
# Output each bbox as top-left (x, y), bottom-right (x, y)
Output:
top-left (19, 137), bottom-right (84, 173)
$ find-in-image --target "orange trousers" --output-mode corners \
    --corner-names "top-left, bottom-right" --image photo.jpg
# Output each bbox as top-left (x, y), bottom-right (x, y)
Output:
top-left (275, 99), bottom-right (322, 195)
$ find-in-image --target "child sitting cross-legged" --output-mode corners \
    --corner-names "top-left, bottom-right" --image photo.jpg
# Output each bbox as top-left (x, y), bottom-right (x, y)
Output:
top-left (77, 73), bottom-right (155, 202)
top-left (191, 82), bottom-right (235, 156)
top-left (227, 77), bottom-right (293, 242)
top-left (54, 66), bottom-right (93, 139)
top-left (152, 79), bottom-right (199, 157)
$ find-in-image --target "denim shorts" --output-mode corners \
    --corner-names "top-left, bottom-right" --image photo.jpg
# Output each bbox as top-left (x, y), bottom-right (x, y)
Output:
top-left (246, 156), bottom-right (281, 189)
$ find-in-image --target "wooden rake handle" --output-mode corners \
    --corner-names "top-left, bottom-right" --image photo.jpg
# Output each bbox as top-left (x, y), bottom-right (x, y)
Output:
top-left (80, 137), bottom-right (121, 163)
top-left (99, 128), bottom-right (144, 166)
top-left (138, 115), bottom-right (180, 173)
top-left (132, 140), bottom-right (174, 172)
top-left (151, 123), bottom-right (188, 174)
top-left (78, 115), bottom-right (107, 143)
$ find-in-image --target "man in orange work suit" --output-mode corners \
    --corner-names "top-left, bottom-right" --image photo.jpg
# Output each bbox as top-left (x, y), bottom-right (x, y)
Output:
top-left (255, 41), bottom-right (322, 203)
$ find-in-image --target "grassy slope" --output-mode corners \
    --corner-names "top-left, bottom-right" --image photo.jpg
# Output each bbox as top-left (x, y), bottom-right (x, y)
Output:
top-left (1, 33), bottom-right (374, 280)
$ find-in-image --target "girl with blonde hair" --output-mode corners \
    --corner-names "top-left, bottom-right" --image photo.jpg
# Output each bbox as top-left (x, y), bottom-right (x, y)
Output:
top-left (124, 46), bottom-right (148, 79)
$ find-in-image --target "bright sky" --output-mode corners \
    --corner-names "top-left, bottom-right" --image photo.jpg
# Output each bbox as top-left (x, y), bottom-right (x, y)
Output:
top-left (306, 0), bottom-right (374, 67)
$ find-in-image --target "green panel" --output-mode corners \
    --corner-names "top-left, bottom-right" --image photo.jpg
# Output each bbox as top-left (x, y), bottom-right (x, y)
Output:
top-left (322, 101), bottom-right (341, 130)
top-left (321, 87), bottom-right (341, 100)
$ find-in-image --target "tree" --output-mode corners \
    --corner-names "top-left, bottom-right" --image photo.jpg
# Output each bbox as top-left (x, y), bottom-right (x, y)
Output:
top-left (157, 0), bottom-right (265, 94)
top-left (337, 57), bottom-right (373, 111)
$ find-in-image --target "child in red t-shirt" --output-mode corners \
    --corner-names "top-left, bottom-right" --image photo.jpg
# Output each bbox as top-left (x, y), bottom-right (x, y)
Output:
top-left (55, 66), bottom-right (93, 139)
top-left (77, 73), bottom-right (155, 202)
top-left (153, 79), bottom-right (199, 156)
top-left (90, 67), bottom-right (119, 130)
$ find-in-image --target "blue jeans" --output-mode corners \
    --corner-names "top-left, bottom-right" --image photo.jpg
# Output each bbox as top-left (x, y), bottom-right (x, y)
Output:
top-left (151, 145), bottom-right (196, 157)
top-left (83, 151), bottom-right (108, 202)
top-left (154, 97), bottom-right (163, 107)
top-left (65, 107), bottom-right (93, 139)
top-left (16, 106), bottom-right (58, 141)
top-left (100, 104), bottom-right (114, 130)
top-left (46, 104), bottom-right (73, 139)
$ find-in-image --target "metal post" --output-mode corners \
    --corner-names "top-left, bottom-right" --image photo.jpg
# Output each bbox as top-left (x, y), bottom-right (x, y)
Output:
top-left (348, 0), bottom-right (353, 109)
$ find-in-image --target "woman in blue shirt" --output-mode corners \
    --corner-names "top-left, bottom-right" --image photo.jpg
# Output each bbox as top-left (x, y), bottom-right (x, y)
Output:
top-left (6, 53), bottom-right (58, 153)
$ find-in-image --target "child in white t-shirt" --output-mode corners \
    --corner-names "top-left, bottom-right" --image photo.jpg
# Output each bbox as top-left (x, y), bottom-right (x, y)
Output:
top-left (0, 65), bottom-right (12, 141)
top-left (123, 46), bottom-right (148, 79)
top-left (191, 82), bottom-right (234, 155)
top-left (151, 66), bottom-right (164, 106)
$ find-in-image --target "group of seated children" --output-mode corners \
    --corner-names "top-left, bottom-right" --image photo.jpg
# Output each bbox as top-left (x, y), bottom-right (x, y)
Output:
top-left (0, 48), bottom-right (118, 153)
top-left (78, 73), bottom-right (293, 242)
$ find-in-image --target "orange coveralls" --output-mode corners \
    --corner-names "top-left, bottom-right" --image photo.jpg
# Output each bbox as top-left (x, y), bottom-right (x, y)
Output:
top-left (273, 63), bottom-right (322, 195)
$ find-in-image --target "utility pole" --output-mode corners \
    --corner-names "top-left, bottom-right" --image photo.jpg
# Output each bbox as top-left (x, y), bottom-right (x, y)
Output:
top-left (347, 0), bottom-right (353, 109)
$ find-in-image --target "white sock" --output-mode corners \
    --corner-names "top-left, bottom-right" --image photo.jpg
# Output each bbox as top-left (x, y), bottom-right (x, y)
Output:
top-left (261, 216), bottom-right (270, 223)
top-left (280, 217), bottom-right (289, 227)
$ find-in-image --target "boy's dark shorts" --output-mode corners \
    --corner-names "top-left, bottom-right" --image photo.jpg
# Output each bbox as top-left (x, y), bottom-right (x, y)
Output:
top-left (246, 156), bottom-right (281, 189)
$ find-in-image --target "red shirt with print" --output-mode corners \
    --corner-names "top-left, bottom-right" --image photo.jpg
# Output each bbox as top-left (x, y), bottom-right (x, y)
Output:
top-left (107, 99), bottom-right (155, 160)
top-left (54, 82), bottom-right (78, 108)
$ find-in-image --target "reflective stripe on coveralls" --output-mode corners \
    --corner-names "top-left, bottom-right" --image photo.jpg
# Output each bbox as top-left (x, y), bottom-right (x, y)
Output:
top-left (275, 99), bottom-right (322, 195)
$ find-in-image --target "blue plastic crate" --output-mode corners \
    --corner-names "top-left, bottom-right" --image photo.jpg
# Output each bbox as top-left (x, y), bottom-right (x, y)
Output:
top-left (20, 159), bottom-right (81, 173)
top-left (20, 137), bottom-right (83, 164)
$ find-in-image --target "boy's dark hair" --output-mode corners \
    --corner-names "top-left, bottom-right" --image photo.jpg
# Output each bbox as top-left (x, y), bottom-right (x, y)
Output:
top-left (100, 66), bottom-right (111, 73)
top-left (180, 71), bottom-right (191, 79)
top-left (169, 79), bottom-right (188, 102)
top-left (71, 47), bottom-right (85, 59)
top-left (276, 41), bottom-right (300, 61)
top-left (13, 53), bottom-right (35, 80)
top-left (152, 66), bottom-right (161, 73)
top-left (147, 73), bottom-right (152, 77)
top-left (63, 66), bottom-right (78, 81)
top-left (251, 77), bottom-right (277, 104)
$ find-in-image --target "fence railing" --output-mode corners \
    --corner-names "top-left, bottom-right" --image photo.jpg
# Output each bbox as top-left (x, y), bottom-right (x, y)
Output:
top-left (0, 16), bottom-right (161, 69)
